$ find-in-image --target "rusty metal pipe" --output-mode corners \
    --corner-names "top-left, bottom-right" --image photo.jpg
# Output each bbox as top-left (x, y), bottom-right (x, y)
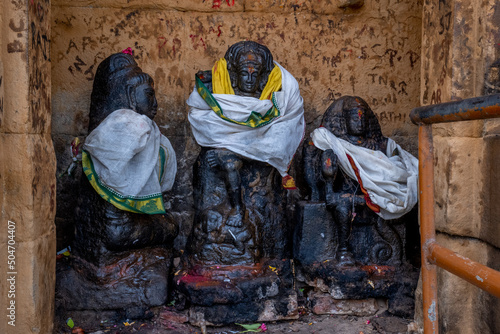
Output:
top-left (419, 125), bottom-right (439, 334)
top-left (410, 94), bottom-right (500, 125)
top-left (427, 242), bottom-right (500, 299)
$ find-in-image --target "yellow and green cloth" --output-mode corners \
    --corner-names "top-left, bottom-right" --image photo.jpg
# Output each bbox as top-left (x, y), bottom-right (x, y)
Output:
top-left (83, 109), bottom-right (177, 214)
top-left (187, 61), bottom-right (305, 179)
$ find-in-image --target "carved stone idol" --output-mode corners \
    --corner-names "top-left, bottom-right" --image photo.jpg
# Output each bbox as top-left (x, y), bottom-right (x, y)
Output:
top-left (56, 52), bottom-right (178, 319)
top-left (179, 41), bottom-right (305, 325)
top-left (294, 96), bottom-right (421, 317)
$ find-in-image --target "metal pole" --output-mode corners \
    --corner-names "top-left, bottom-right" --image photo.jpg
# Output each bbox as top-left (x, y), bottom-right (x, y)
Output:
top-left (428, 243), bottom-right (500, 298)
top-left (410, 94), bottom-right (500, 125)
top-left (419, 125), bottom-right (439, 334)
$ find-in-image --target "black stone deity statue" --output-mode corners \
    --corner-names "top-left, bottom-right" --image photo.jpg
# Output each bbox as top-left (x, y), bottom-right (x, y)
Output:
top-left (180, 41), bottom-right (305, 325)
top-left (56, 52), bottom-right (178, 319)
top-left (304, 96), bottom-right (389, 265)
top-left (295, 96), bottom-right (421, 317)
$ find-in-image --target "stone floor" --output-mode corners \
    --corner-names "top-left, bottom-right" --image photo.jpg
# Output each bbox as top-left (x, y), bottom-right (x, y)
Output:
top-left (55, 306), bottom-right (420, 334)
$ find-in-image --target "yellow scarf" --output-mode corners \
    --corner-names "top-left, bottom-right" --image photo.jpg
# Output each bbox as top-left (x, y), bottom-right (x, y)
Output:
top-left (211, 58), bottom-right (282, 100)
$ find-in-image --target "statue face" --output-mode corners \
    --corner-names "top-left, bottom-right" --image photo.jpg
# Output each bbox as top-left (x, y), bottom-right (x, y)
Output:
top-left (237, 53), bottom-right (262, 95)
top-left (345, 107), bottom-right (368, 136)
top-left (133, 82), bottom-right (158, 119)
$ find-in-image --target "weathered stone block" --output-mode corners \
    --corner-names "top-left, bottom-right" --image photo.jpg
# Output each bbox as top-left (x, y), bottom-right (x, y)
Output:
top-left (0, 228), bottom-right (56, 334)
top-left (2, 44), bottom-right (29, 134)
top-left (433, 136), bottom-right (485, 238)
top-left (0, 134), bottom-right (4, 225)
top-left (2, 0), bottom-right (51, 135)
top-left (483, 118), bottom-right (500, 136)
top-left (2, 133), bottom-right (57, 243)
top-left (482, 134), bottom-right (500, 249)
top-left (432, 121), bottom-right (484, 138)
top-left (309, 291), bottom-right (381, 316)
top-left (0, 60), bottom-right (4, 131)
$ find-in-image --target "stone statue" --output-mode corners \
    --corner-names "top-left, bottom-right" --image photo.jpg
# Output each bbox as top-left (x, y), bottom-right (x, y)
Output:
top-left (295, 96), bottom-right (420, 316)
top-left (179, 41), bottom-right (304, 325)
top-left (56, 52), bottom-right (178, 319)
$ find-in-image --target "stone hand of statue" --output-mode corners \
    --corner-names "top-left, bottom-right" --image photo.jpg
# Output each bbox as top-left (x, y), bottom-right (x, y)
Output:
top-left (196, 70), bottom-right (212, 91)
top-left (206, 149), bottom-right (221, 169)
top-left (196, 70), bottom-right (212, 83)
top-left (321, 149), bottom-right (339, 181)
top-left (206, 149), bottom-right (243, 170)
top-left (323, 149), bottom-right (339, 208)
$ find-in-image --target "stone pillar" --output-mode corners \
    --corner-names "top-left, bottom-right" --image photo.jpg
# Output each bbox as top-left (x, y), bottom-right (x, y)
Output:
top-left (0, 0), bottom-right (56, 333)
top-left (417, 0), bottom-right (500, 333)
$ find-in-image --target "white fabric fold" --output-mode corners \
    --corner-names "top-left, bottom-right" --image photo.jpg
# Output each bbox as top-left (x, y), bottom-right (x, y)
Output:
top-left (84, 108), bottom-right (177, 199)
top-left (311, 127), bottom-right (418, 220)
top-left (187, 62), bottom-right (305, 176)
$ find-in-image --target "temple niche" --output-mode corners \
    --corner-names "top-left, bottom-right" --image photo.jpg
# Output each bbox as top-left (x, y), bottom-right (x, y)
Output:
top-left (56, 52), bottom-right (178, 319)
top-left (174, 41), bottom-right (304, 325)
top-left (295, 96), bottom-right (421, 317)
top-left (49, 0), bottom-right (431, 331)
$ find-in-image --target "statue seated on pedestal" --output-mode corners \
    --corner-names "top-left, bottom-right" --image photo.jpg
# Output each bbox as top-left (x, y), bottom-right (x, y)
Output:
top-left (295, 96), bottom-right (420, 317)
top-left (178, 41), bottom-right (305, 325)
top-left (56, 52), bottom-right (178, 319)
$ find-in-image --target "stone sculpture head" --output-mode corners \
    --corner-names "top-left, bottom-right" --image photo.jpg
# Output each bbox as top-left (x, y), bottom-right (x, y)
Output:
top-left (321, 96), bottom-right (385, 150)
top-left (88, 52), bottom-right (157, 132)
top-left (225, 41), bottom-right (274, 97)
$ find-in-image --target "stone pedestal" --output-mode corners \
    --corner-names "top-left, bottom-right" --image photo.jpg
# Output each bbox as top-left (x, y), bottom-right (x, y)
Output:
top-left (56, 248), bottom-right (174, 318)
top-left (175, 260), bottom-right (298, 326)
top-left (294, 202), bottom-right (420, 317)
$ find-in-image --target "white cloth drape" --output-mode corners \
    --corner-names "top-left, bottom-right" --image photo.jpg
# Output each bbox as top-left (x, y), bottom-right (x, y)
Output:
top-left (187, 62), bottom-right (305, 176)
top-left (311, 127), bottom-right (418, 220)
top-left (84, 108), bottom-right (177, 199)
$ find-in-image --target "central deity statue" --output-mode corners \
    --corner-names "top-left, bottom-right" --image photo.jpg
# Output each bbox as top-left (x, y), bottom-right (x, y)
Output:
top-left (180, 41), bottom-right (304, 325)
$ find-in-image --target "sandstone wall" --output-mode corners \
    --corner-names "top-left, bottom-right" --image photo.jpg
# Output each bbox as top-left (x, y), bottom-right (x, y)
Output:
top-left (415, 0), bottom-right (500, 332)
top-left (51, 0), bottom-right (423, 251)
top-left (0, 0), bottom-right (56, 333)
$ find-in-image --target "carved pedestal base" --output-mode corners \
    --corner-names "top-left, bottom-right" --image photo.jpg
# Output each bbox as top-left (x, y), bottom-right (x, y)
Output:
top-left (175, 260), bottom-right (298, 326)
top-left (308, 292), bottom-right (382, 316)
top-left (56, 248), bottom-right (173, 319)
top-left (300, 262), bottom-right (419, 317)
top-left (294, 202), bottom-right (420, 317)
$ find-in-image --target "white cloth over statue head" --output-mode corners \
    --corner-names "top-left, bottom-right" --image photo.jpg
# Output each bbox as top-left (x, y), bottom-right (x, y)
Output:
top-left (311, 127), bottom-right (419, 220)
top-left (83, 109), bottom-right (177, 214)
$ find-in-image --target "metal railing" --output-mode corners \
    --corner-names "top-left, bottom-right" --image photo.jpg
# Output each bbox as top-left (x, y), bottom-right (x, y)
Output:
top-left (410, 94), bottom-right (500, 334)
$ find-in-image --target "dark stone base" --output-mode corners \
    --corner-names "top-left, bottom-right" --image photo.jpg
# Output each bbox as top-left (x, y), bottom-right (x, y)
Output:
top-left (294, 201), bottom-right (420, 318)
top-left (175, 259), bottom-right (298, 325)
top-left (300, 262), bottom-right (419, 317)
top-left (56, 247), bottom-right (173, 319)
